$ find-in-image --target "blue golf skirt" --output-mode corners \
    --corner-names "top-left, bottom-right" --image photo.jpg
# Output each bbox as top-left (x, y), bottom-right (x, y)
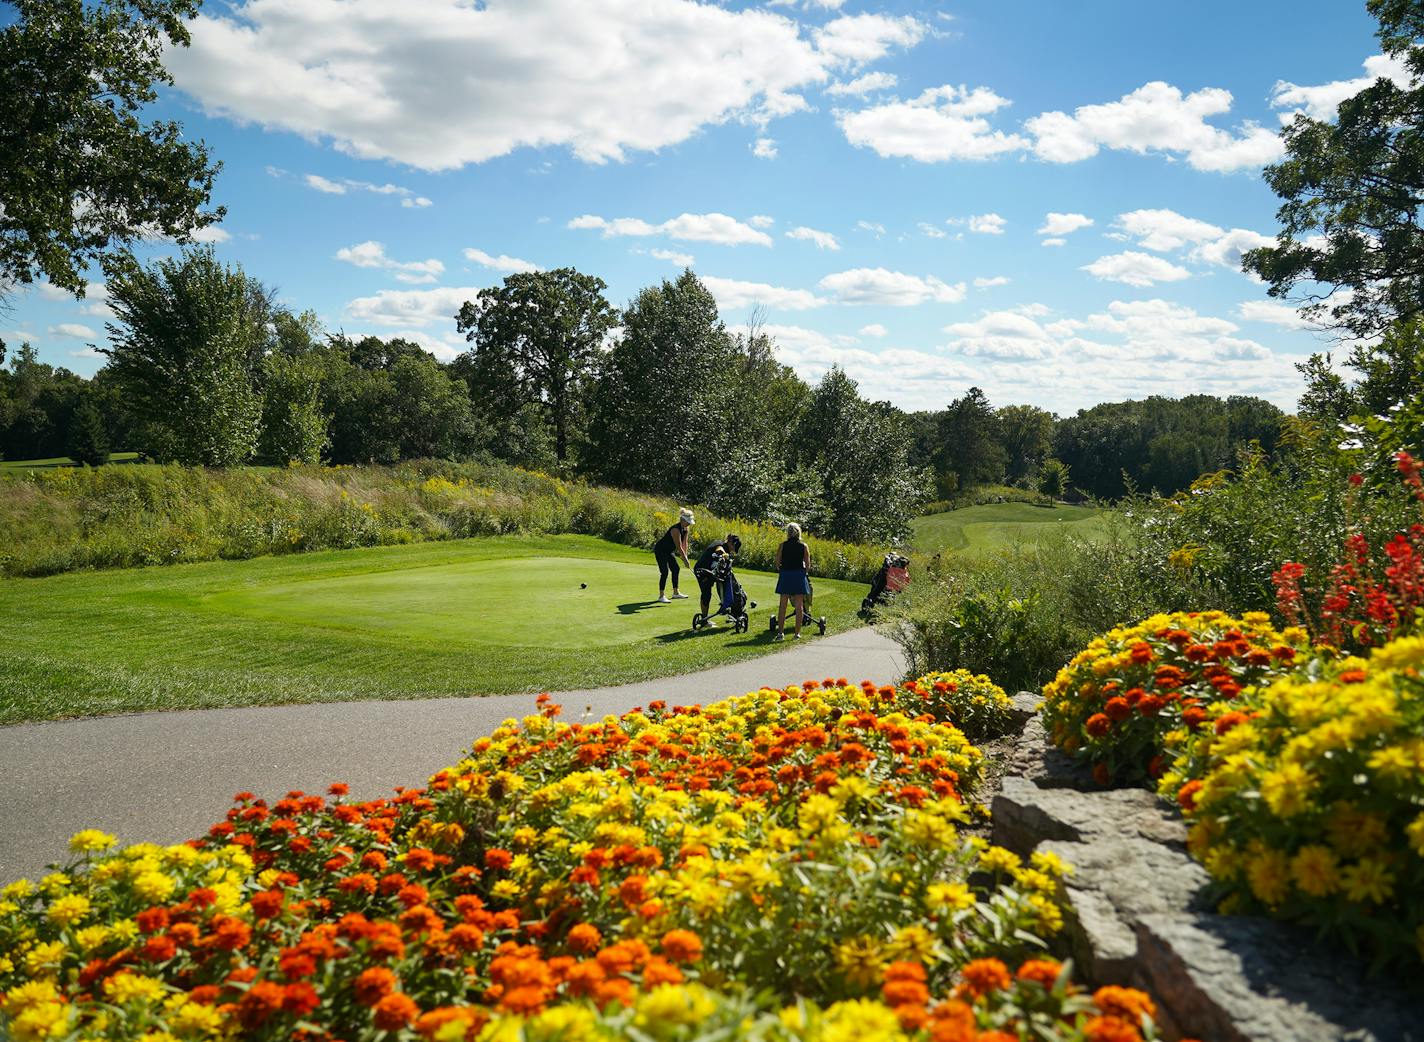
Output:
top-left (776, 570), bottom-right (811, 596)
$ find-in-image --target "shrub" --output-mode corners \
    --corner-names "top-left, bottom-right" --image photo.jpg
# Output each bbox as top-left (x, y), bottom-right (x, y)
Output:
top-left (0, 679), bottom-right (1188, 1042)
top-left (1040, 611), bottom-right (1310, 785)
top-left (902, 669), bottom-right (1015, 741)
top-left (1158, 636), bottom-right (1424, 967)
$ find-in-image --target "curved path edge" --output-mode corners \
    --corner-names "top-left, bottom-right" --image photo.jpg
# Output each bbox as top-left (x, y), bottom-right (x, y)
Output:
top-left (0, 627), bottom-right (902, 882)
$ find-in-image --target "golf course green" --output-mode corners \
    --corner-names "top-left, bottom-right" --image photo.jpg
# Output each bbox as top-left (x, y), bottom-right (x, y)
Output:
top-left (911, 501), bottom-right (1108, 556)
top-left (0, 534), bottom-right (865, 724)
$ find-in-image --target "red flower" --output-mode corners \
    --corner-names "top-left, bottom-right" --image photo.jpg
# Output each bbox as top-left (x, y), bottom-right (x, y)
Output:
top-left (283, 982), bottom-right (321, 1016)
top-left (1085, 713), bottom-right (1112, 737)
top-left (1103, 697), bottom-right (1131, 722)
top-left (236, 980), bottom-right (285, 1029)
top-left (373, 992), bottom-right (420, 1031)
top-left (354, 966), bottom-right (398, 1007)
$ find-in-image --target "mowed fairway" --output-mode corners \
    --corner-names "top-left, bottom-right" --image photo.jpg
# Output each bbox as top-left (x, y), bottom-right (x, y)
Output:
top-left (0, 535), bottom-right (865, 724)
top-left (911, 502), bottom-right (1108, 556)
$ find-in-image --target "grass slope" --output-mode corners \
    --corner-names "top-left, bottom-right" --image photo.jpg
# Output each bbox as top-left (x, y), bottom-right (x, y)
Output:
top-left (0, 535), bottom-right (866, 724)
top-left (911, 502), bottom-right (1108, 556)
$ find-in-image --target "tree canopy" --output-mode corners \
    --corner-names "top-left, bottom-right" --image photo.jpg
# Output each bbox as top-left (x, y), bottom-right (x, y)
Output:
top-left (0, 0), bottom-right (223, 299)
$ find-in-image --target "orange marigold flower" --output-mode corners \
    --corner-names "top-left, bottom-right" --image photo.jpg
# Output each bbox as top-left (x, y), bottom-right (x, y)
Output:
top-left (373, 992), bottom-right (420, 1031)
top-left (1093, 986), bottom-right (1156, 1021)
top-left (1085, 713), bottom-right (1112, 737)
top-left (354, 966), bottom-right (398, 1007)
top-left (483, 848), bottom-right (514, 871)
top-left (236, 980), bottom-right (285, 1029)
top-left (1083, 1016), bottom-right (1144, 1042)
top-left (979, 1033), bottom-right (1020, 1042)
top-left (447, 924), bottom-right (485, 953)
top-left (927, 1000), bottom-right (977, 1042)
top-left (251, 889), bottom-right (285, 919)
top-left (141, 934), bottom-right (176, 962)
top-left (283, 982), bottom-right (321, 1016)
top-left (1104, 697), bottom-right (1131, 722)
top-left (564, 960), bottom-right (606, 996)
top-left (135, 907), bottom-right (169, 934)
top-left (957, 958), bottom-right (1011, 998)
top-left (593, 977), bottom-right (635, 1007)
top-left (661, 929), bottom-right (703, 964)
top-left (1214, 711), bottom-right (1248, 735)
top-left (884, 979), bottom-right (930, 1007)
top-left (642, 957), bottom-right (684, 987)
top-left (210, 916), bottom-right (251, 951)
top-left (1016, 958), bottom-right (1063, 988)
top-left (1176, 779), bottom-right (1203, 812)
top-left (883, 961), bottom-right (926, 982)
top-left (1339, 669), bottom-right (1368, 684)
top-left (566, 923), bottom-right (602, 954)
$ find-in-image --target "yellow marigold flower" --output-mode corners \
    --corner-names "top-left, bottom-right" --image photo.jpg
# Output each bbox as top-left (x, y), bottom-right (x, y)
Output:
top-left (45, 894), bottom-right (90, 927)
top-left (168, 1001), bottom-right (226, 1037)
top-left (7, 1000), bottom-right (70, 1042)
top-left (2, 879), bottom-right (33, 900)
top-left (798, 793), bottom-right (841, 835)
top-left (1013, 868), bottom-right (1056, 894)
top-left (38, 874), bottom-right (69, 896)
top-left (73, 925), bottom-right (110, 952)
top-left (22, 941), bottom-right (65, 978)
top-left (1030, 850), bottom-right (1070, 878)
top-left (1245, 847), bottom-right (1291, 906)
top-left (104, 973), bottom-right (165, 1005)
top-left (132, 871), bottom-right (176, 904)
top-left (1203, 845), bottom-right (1243, 882)
top-left (1341, 858), bottom-right (1395, 904)
top-left (1326, 805), bottom-right (1387, 851)
top-left (634, 984), bottom-right (718, 1032)
top-left (926, 881), bottom-right (975, 913)
top-left (1366, 745), bottom-right (1414, 782)
top-left (977, 845), bottom-right (1021, 874)
top-left (1027, 892), bottom-right (1064, 934)
top-left (819, 999), bottom-right (905, 1042)
top-left (887, 924), bottom-right (936, 963)
top-left (490, 880), bottom-right (521, 901)
top-left (1259, 763), bottom-right (1314, 818)
top-left (1289, 846), bottom-right (1340, 898)
top-left (833, 937), bottom-right (885, 990)
top-left (4, 979), bottom-right (62, 1011)
top-left (68, 830), bottom-right (117, 854)
top-left (528, 1005), bottom-right (598, 1042)
top-left (1370, 635), bottom-right (1424, 672)
top-left (138, 1032), bottom-right (180, 1042)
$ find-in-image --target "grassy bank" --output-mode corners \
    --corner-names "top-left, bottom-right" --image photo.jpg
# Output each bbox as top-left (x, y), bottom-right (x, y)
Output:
top-left (0, 460), bottom-right (898, 583)
top-left (910, 501), bottom-right (1108, 556)
top-left (0, 534), bottom-right (868, 724)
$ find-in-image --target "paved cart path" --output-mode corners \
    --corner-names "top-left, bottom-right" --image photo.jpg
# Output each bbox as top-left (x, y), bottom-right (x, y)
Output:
top-left (0, 627), bottom-right (901, 882)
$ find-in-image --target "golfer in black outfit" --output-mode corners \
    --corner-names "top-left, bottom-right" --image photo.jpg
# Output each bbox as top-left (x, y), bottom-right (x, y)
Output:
top-left (694, 533), bottom-right (742, 624)
top-left (653, 508), bottom-right (694, 602)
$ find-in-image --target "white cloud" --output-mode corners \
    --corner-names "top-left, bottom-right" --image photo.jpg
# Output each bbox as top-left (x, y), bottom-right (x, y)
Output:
top-left (967, 213), bottom-right (1006, 235)
top-left (826, 71), bottom-right (897, 96)
top-left (335, 241), bottom-right (445, 284)
top-left (752, 137), bottom-right (778, 159)
top-left (569, 212), bottom-right (773, 247)
top-left (1041, 237), bottom-right (1066, 248)
top-left (401, 196), bottom-right (434, 209)
top-left (49, 323), bottom-right (96, 339)
top-left (1026, 81), bottom-right (1283, 172)
top-left (69, 346), bottom-right (105, 359)
top-left (305, 174), bottom-right (346, 194)
top-left (857, 220), bottom-right (886, 236)
top-left (300, 171), bottom-right (431, 207)
top-left (1038, 212), bottom-right (1093, 236)
top-left (700, 275), bottom-right (826, 311)
top-left (170, 1), bottom-right (925, 171)
top-left (1271, 53), bottom-right (1412, 121)
top-left (463, 247), bottom-right (540, 274)
top-left (785, 225), bottom-right (840, 250)
top-left (1236, 299), bottom-right (1312, 329)
top-left (749, 215), bottom-right (775, 229)
top-left (918, 222), bottom-right (947, 239)
top-left (974, 276), bottom-right (1009, 288)
top-left (760, 323), bottom-right (858, 356)
top-left (191, 226), bottom-right (232, 243)
top-left (839, 84), bottom-right (1028, 162)
top-left (649, 248), bottom-right (695, 266)
top-left (1116, 209), bottom-right (1223, 251)
top-left (1193, 228), bottom-right (1274, 269)
top-left (1080, 251), bottom-right (1192, 287)
top-left (818, 267), bottom-right (966, 306)
top-left (859, 323), bottom-right (888, 338)
top-left (346, 285), bottom-right (483, 328)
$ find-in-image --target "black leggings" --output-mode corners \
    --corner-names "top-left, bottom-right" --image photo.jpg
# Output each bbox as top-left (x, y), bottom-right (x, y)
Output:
top-left (656, 548), bottom-right (679, 593)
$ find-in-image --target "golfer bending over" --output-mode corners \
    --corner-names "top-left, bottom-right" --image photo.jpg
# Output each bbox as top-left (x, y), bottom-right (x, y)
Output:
top-left (695, 532), bottom-right (742, 625)
top-left (653, 508), bottom-right (694, 602)
top-left (774, 522), bottom-right (811, 640)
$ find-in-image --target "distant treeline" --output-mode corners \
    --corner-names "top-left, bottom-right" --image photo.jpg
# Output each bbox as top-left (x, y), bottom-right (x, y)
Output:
top-left (2, 250), bottom-right (1287, 542)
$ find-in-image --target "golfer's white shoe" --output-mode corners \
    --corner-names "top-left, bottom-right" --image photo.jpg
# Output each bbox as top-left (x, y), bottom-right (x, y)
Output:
top-left (657, 595), bottom-right (671, 603)
top-left (670, 592), bottom-right (688, 600)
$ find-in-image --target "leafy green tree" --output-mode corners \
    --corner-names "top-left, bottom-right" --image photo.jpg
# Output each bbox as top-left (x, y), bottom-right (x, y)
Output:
top-left (456, 268), bottom-right (617, 463)
top-left (1037, 458), bottom-right (1070, 498)
top-left (65, 396), bottom-right (109, 465)
top-left (937, 388), bottom-right (1007, 493)
top-left (100, 246), bottom-right (267, 466)
top-left (584, 271), bottom-right (737, 498)
top-left (996, 404), bottom-right (1056, 485)
top-left (0, 0), bottom-right (223, 300)
top-left (1242, 0), bottom-right (1424, 338)
top-left (389, 353), bottom-right (477, 460)
top-left (259, 353), bottom-right (327, 464)
top-left (0, 341), bottom-right (88, 460)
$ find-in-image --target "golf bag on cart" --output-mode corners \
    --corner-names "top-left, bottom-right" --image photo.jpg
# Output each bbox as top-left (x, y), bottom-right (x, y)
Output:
top-left (861, 552), bottom-right (910, 613)
top-left (768, 579), bottom-right (827, 636)
top-left (692, 549), bottom-right (755, 633)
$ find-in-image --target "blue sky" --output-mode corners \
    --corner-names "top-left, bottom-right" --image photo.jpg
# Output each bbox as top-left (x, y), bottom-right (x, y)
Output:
top-left (5, 0), bottom-right (1396, 413)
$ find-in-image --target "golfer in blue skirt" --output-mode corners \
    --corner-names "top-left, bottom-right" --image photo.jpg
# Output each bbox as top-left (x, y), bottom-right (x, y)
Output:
top-left (774, 522), bottom-right (811, 640)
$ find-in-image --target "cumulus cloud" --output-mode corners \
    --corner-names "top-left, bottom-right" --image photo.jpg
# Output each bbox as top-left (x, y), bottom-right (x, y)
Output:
top-left (818, 267), bottom-right (966, 306)
top-left (463, 248), bottom-right (540, 274)
top-left (1114, 208), bottom-right (1274, 271)
top-left (1038, 212), bottom-right (1093, 236)
top-left (346, 285), bottom-right (482, 328)
top-left (1193, 228), bottom-right (1274, 269)
top-left (1236, 299), bottom-right (1312, 329)
top-left (839, 84), bottom-right (1028, 161)
top-left (49, 323), bottom-right (97, 339)
top-left (918, 222), bottom-right (948, 239)
top-left (859, 323), bottom-right (888, 338)
top-left (1080, 251), bottom-right (1192, 287)
top-left (752, 137), bottom-right (778, 159)
top-left (699, 275), bottom-right (826, 311)
top-left (826, 71), bottom-right (898, 96)
top-left (1041, 237), bottom-right (1066, 248)
top-left (967, 213), bottom-right (1006, 235)
top-left (648, 248), bottom-right (695, 266)
top-left (786, 226), bottom-right (841, 250)
top-left (569, 212), bottom-right (773, 247)
top-left (749, 215), bottom-right (776, 229)
top-left (191, 226), bottom-right (232, 243)
top-left (1026, 82), bottom-right (1283, 172)
top-left (1271, 53), bottom-right (1413, 121)
top-left (335, 241), bottom-right (445, 284)
top-left (169, 1), bottom-right (925, 171)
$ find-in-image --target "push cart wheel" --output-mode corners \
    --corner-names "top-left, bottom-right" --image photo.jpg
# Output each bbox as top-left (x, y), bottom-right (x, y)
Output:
top-left (692, 613), bottom-right (704, 630)
top-left (817, 617), bottom-right (827, 635)
top-left (768, 615), bottom-right (778, 633)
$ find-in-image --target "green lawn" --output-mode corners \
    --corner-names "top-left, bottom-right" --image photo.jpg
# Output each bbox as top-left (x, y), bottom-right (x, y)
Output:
top-left (0, 452), bottom-right (142, 470)
top-left (0, 535), bottom-right (865, 724)
top-left (911, 502), bottom-right (1108, 556)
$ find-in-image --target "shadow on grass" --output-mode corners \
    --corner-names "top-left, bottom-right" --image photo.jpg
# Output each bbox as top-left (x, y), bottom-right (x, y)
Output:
top-left (616, 600), bottom-right (665, 615)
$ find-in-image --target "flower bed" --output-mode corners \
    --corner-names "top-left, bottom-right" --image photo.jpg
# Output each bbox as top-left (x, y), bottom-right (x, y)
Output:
top-left (0, 677), bottom-right (1182, 1042)
top-left (1040, 611), bottom-right (1310, 784)
top-left (900, 670), bottom-right (1015, 741)
top-left (1158, 636), bottom-right (1424, 967)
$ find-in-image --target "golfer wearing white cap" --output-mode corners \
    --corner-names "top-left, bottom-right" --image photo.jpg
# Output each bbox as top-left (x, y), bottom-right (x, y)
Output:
top-left (652, 508), bottom-right (694, 602)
